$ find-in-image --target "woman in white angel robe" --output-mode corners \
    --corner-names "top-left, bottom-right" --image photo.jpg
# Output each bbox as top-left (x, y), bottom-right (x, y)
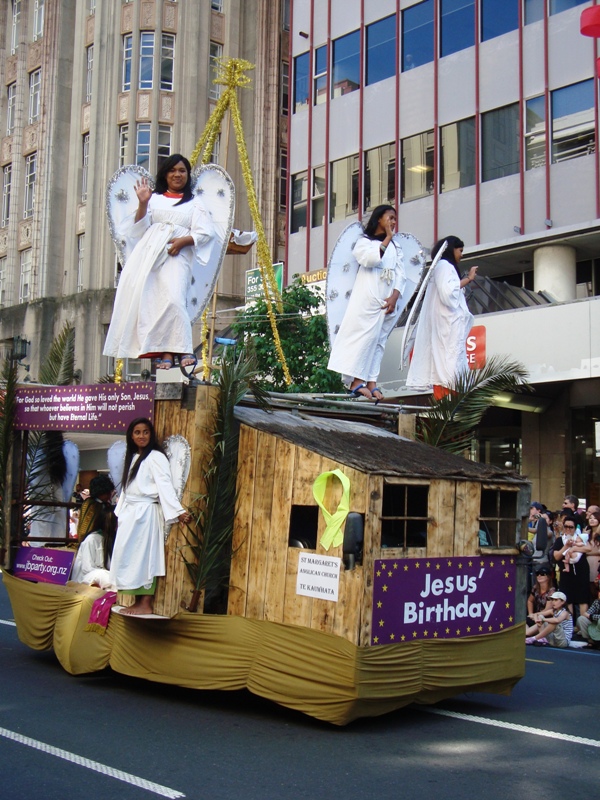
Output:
top-left (327, 206), bottom-right (406, 401)
top-left (406, 235), bottom-right (478, 391)
top-left (103, 154), bottom-right (214, 368)
top-left (109, 417), bottom-right (191, 615)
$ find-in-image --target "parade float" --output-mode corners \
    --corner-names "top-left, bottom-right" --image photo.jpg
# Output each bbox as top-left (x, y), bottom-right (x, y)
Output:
top-left (2, 60), bottom-right (530, 726)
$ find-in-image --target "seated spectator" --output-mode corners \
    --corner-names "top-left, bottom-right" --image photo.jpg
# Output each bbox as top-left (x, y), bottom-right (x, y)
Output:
top-left (77, 475), bottom-right (115, 542)
top-left (526, 565), bottom-right (555, 626)
top-left (577, 583), bottom-right (600, 647)
top-left (525, 591), bottom-right (573, 648)
top-left (71, 506), bottom-right (117, 590)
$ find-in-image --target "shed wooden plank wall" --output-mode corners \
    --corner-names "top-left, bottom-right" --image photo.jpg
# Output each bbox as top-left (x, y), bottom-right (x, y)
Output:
top-left (227, 427), bottom-right (367, 645)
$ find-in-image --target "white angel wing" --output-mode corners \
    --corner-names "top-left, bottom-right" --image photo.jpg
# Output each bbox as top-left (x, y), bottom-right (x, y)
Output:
top-left (188, 164), bottom-right (235, 325)
top-left (400, 240), bottom-right (448, 368)
top-left (325, 221), bottom-right (364, 350)
top-left (61, 441), bottom-right (80, 504)
top-left (106, 165), bottom-right (155, 265)
top-left (392, 232), bottom-right (427, 321)
top-left (162, 435), bottom-right (191, 542)
top-left (107, 440), bottom-right (127, 495)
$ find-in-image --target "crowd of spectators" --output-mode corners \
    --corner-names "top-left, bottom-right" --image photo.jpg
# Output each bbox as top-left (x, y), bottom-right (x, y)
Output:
top-left (525, 495), bottom-right (600, 649)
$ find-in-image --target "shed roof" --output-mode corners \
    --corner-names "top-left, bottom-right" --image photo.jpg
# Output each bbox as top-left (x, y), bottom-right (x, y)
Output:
top-left (234, 407), bottom-right (528, 485)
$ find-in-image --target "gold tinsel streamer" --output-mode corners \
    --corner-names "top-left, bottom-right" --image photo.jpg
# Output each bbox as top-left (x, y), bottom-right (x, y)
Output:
top-left (114, 358), bottom-right (123, 385)
top-left (190, 58), bottom-right (291, 385)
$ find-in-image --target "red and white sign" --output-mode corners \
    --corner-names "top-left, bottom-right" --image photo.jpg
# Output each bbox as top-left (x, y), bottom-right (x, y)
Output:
top-left (467, 325), bottom-right (486, 369)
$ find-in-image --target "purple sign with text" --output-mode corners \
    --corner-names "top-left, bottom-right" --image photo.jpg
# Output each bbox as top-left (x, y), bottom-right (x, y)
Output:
top-left (14, 382), bottom-right (155, 432)
top-left (13, 546), bottom-right (75, 585)
top-left (371, 555), bottom-right (516, 645)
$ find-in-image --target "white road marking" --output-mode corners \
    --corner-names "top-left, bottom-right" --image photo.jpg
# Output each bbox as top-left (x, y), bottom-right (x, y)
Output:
top-left (422, 708), bottom-right (600, 748)
top-left (0, 619), bottom-right (16, 626)
top-left (0, 727), bottom-right (185, 798)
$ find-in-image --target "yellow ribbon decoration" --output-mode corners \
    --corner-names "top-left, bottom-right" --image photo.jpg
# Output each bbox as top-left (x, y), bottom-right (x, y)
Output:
top-left (189, 58), bottom-right (291, 384)
top-left (312, 469), bottom-right (351, 551)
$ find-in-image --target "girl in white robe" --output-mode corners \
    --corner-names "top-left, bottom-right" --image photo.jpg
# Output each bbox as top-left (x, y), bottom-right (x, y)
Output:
top-left (103, 154), bottom-right (214, 369)
top-left (109, 417), bottom-right (191, 615)
top-left (328, 205), bottom-right (407, 401)
top-left (406, 235), bottom-right (478, 392)
top-left (71, 506), bottom-right (117, 590)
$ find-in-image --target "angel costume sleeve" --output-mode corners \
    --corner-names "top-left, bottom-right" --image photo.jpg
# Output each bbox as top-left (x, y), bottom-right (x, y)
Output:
top-left (103, 193), bottom-right (214, 359)
top-left (109, 451), bottom-right (185, 591)
top-left (327, 236), bottom-right (406, 385)
top-left (405, 258), bottom-right (474, 390)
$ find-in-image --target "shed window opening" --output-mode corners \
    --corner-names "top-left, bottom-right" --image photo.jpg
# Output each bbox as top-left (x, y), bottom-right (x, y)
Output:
top-left (381, 483), bottom-right (429, 549)
top-left (479, 488), bottom-right (519, 547)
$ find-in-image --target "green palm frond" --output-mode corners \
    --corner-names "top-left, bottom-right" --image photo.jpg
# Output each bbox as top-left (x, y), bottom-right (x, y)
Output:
top-left (418, 355), bottom-right (530, 454)
top-left (38, 322), bottom-right (76, 387)
top-left (0, 359), bottom-right (18, 549)
top-left (182, 348), bottom-right (269, 612)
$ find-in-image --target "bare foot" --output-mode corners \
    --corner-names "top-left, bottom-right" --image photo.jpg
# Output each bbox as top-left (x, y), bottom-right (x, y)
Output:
top-left (121, 597), bottom-right (154, 615)
top-left (180, 354), bottom-right (196, 368)
top-left (156, 353), bottom-right (174, 370)
top-left (367, 382), bottom-right (384, 401)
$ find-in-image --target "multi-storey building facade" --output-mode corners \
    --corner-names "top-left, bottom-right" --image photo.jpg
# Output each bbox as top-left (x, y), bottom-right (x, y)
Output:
top-left (288, 0), bottom-right (600, 505)
top-left (0, 0), bottom-right (290, 383)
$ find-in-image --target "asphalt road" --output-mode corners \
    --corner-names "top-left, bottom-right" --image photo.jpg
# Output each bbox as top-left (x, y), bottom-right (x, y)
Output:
top-left (1, 574), bottom-right (598, 800)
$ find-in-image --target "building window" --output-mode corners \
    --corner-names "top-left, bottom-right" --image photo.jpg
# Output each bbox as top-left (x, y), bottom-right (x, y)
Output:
top-left (401, 130), bottom-right (434, 202)
top-left (82, 134), bottom-right (90, 202)
top-left (86, 45), bottom-right (94, 104)
top-left (209, 42), bottom-right (223, 100)
top-left (366, 15), bottom-right (396, 86)
top-left (33, 0), bottom-right (45, 40)
top-left (440, 0), bottom-right (475, 58)
top-left (24, 153), bottom-right (37, 219)
top-left (119, 124), bottom-right (129, 167)
top-left (2, 165), bottom-right (11, 228)
top-left (0, 256), bottom-right (6, 306)
top-left (482, 103), bottom-right (519, 181)
top-left (293, 52), bottom-right (310, 112)
top-left (311, 166), bottom-right (326, 228)
top-left (136, 124), bottom-right (151, 170)
top-left (332, 30), bottom-right (360, 98)
top-left (314, 45), bottom-right (327, 106)
top-left (381, 482), bottom-right (429, 550)
top-left (330, 154), bottom-right (359, 222)
top-left (279, 148), bottom-right (287, 211)
top-left (29, 70), bottom-right (41, 125)
top-left (440, 117), bottom-right (476, 192)
top-left (525, 95), bottom-right (546, 169)
top-left (19, 248), bottom-right (32, 303)
top-left (7, 84), bottom-right (16, 136)
top-left (550, 0), bottom-right (589, 14)
top-left (157, 125), bottom-right (172, 168)
top-left (122, 34), bottom-right (133, 92)
top-left (290, 171), bottom-right (308, 233)
top-left (88, 0), bottom-right (96, 13)
top-left (402, 0), bottom-right (434, 71)
top-left (481, 0), bottom-right (518, 41)
top-left (551, 79), bottom-right (595, 163)
top-left (160, 34), bottom-right (175, 91)
top-left (479, 488), bottom-right (519, 547)
top-left (210, 133), bottom-right (221, 164)
top-left (281, 61), bottom-right (289, 116)
top-left (139, 32), bottom-right (155, 90)
top-left (524, 0), bottom-right (544, 23)
top-left (282, 0), bottom-right (290, 31)
top-left (211, 0), bottom-right (223, 10)
top-left (364, 143), bottom-right (395, 212)
top-left (11, 0), bottom-right (21, 55)
top-left (77, 234), bottom-right (85, 293)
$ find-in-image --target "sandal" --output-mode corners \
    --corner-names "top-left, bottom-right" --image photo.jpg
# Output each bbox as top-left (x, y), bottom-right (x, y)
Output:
top-left (179, 353), bottom-right (198, 380)
top-left (349, 383), bottom-right (371, 399)
top-left (156, 358), bottom-right (173, 370)
top-left (371, 387), bottom-right (384, 404)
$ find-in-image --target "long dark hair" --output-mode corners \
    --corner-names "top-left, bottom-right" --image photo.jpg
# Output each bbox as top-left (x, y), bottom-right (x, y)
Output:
top-left (154, 154), bottom-right (193, 205)
top-left (43, 431), bottom-right (67, 485)
top-left (121, 417), bottom-right (165, 489)
top-left (432, 235), bottom-right (464, 276)
top-left (364, 205), bottom-right (396, 239)
top-left (81, 504), bottom-right (117, 569)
